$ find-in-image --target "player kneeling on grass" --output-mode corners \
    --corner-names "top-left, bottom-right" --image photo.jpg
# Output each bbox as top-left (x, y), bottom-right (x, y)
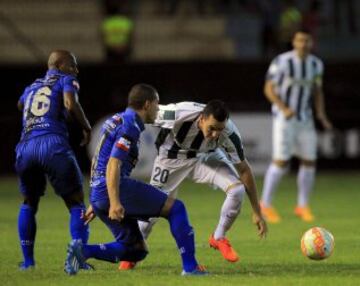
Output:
top-left (64, 84), bottom-right (207, 276)
top-left (120, 100), bottom-right (268, 270)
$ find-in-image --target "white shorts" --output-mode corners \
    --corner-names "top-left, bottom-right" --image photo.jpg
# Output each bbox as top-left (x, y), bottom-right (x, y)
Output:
top-left (273, 117), bottom-right (317, 161)
top-left (150, 149), bottom-right (241, 197)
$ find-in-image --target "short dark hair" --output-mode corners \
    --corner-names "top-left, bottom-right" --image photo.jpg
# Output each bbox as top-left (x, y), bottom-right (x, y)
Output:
top-left (128, 83), bottom-right (158, 109)
top-left (202, 100), bottom-right (229, 122)
top-left (294, 28), bottom-right (312, 37)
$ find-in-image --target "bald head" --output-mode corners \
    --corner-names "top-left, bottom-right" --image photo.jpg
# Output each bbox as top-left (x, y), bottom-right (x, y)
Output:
top-left (48, 50), bottom-right (78, 76)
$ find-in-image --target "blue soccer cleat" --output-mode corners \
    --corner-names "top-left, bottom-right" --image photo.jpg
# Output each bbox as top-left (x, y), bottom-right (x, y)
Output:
top-left (181, 265), bottom-right (209, 276)
top-left (18, 261), bottom-right (35, 271)
top-left (80, 262), bottom-right (95, 271)
top-left (64, 239), bottom-right (86, 275)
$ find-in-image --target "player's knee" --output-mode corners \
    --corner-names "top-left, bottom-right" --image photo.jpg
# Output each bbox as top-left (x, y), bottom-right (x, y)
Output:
top-left (273, 160), bottom-right (289, 168)
top-left (227, 184), bottom-right (245, 203)
top-left (69, 202), bottom-right (86, 212)
top-left (132, 249), bottom-right (148, 262)
top-left (62, 191), bottom-right (85, 209)
top-left (23, 197), bottom-right (40, 213)
top-left (125, 242), bottom-right (149, 262)
top-left (300, 160), bottom-right (316, 167)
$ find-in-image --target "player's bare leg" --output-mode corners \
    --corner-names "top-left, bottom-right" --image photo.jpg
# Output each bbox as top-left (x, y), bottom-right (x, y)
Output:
top-left (260, 160), bottom-right (289, 223)
top-left (295, 159), bottom-right (316, 222)
top-left (209, 183), bottom-right (245, 262)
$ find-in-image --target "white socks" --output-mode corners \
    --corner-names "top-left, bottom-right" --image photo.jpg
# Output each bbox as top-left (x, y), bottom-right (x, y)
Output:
top-left (138, 217), bottom-right (159, 240)
top-left (213, 184), bottom-right (245, 240)
top-left (297, 165), bottom-right (316, 207)
top-left (261, 163), bottom-right (288, 207)
top-left (140, 185), bottom-right (245, 241)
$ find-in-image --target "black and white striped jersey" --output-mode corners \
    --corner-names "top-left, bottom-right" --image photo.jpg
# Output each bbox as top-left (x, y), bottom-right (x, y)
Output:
top-left (153, 102), bottom-right (245, 163)
top-left (266, 50), bottom-right (324, 121)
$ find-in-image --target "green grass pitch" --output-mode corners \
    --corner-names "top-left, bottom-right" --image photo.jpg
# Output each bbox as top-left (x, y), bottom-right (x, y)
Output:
top-left (1, 173), bottom-right (359, 286)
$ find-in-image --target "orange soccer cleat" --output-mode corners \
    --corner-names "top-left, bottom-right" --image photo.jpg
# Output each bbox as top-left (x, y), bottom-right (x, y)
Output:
top-left (209, 235), bottom-right (239, 262)
top-left (260, 202), bottom-right (281, 224)
top-left (294, 206), bottom-right (314, 222)
top-left (118, 261), bottom-right (137, 270)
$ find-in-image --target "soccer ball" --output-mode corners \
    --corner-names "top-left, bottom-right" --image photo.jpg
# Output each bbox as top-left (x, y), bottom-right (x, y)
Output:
top-left (301, 227), bottom-right (335, 260)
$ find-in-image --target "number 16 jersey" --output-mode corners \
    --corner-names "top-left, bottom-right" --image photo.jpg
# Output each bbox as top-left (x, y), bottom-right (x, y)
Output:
top-left (18, 69), bottom-right (80, 142)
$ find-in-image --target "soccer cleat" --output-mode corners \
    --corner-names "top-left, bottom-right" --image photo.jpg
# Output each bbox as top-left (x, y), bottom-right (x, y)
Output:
top-left (64, 239), bottom-right (86, 275)
top-left (18, 261), bottom-right (35, 271)
top-left (181, 265), bottom-right (209, 276)
top-left (294, 206), bottom-right (314, 222)
top-left (118, 261), bottom-right (137, 270)
top-left (260, 202), bottom-right (281, 223)
top-left (209, 235), bottom-right (239, 262)
top-left (80, 262), bottom-right (95, 271)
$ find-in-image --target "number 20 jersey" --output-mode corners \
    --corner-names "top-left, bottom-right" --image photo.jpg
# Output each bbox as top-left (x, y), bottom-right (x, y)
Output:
top-left (18, 69), bottom-right (80, 141)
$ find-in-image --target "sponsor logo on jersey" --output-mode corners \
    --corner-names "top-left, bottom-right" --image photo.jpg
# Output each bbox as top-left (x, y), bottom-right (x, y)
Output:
top-left (112, 115), bottom-right (122, 122)
top-left (116, 137), bottom-right (131, 152)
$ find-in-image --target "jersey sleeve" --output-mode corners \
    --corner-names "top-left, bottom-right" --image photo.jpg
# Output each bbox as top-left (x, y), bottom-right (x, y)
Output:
top-left (221, 120), bottom-right (245, 164)
top-left (153, 104), bottom-right (176, 129)
top-left (18, 87), bottom-right (29, 105)
top-left (266, 56), bottom-right (284, 85)
top-left (63, 75), bottom-right (80, 94)
top-left (110, 125), bottom-right (138, 161)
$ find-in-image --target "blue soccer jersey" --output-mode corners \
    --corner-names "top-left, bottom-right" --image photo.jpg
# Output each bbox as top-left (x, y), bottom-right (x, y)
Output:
top-left (90, 108), bottom-right (145, 202)
top-left (19, 69), bottom-right (80, 141)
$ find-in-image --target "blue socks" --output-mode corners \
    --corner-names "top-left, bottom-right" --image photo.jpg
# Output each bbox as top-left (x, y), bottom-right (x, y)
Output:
top-left (18, 203), bottom-right (90, 267)
top-left (167, 200), bottom-right (198, 272)
top-left (82, 242), bottom-right (126, 263)
top-left (18, 204), bottom-right (36, 267)
top-left (18, 203), bottom-right (90, 269)
top-left (82, 242), bottom-right (148, 263)
top-left (70, 204), bottom-right (89, 244)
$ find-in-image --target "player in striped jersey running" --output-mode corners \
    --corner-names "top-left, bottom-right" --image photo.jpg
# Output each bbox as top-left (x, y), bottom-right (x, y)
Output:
top-left (119, 100), bottom-right (267, 269)
top-left (260, 29), bottom-right (333, 223)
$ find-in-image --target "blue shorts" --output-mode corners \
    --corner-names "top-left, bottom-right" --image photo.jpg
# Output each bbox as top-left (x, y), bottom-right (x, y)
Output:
top-left (15, 134), bottom-right (83, 197)
top-left (91, 177), bottom-right (168, 244)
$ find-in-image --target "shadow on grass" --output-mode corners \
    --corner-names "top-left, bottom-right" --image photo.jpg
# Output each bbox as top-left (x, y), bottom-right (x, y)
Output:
top-left (105, 261), bottom-right (360, 277)
top-left (209, 262), bottom-right (360, 277)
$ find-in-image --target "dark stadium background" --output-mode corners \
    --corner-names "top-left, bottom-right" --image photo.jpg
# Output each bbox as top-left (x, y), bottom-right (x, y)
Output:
top-left (1, 0), bottom-right (359, 175)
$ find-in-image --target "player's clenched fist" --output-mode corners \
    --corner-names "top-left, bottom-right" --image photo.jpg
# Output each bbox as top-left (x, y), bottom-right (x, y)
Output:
top-left (109, 202), bottom-right (125, 221)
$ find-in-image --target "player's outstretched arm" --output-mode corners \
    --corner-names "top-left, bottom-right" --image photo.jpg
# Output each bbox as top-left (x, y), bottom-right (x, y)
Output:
top-left (106, 157), bottom-right (125, 222)
top-left (234, 160), bottom-right (268, 238)
top-left (63, 91), bottom-right (92, 146)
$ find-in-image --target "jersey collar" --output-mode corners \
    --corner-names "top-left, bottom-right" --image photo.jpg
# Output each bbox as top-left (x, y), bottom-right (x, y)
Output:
top-left (46, 69), bottom-right (68, 76)
top-left (125, 107), bottom-right (145, 132)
